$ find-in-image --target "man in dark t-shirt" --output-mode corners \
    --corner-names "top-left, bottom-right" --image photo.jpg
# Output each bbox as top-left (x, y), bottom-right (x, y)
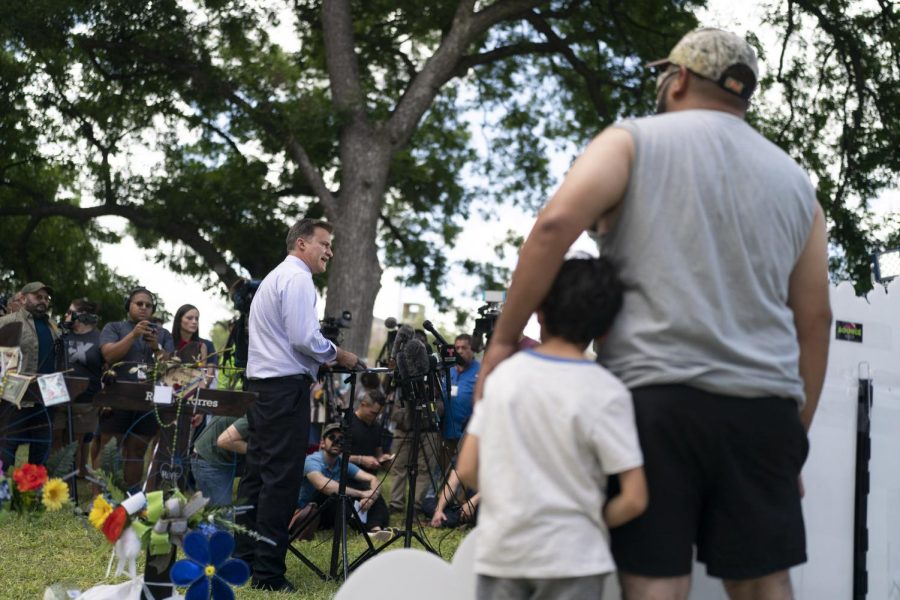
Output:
top-left (53, 298), bottom-right (103, 473)
top-left (347, 390), bottom-right (392, 474)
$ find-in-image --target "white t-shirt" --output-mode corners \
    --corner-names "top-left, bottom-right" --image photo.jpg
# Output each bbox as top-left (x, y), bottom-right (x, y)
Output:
top-left (467, 349), bottom-right (643, 578)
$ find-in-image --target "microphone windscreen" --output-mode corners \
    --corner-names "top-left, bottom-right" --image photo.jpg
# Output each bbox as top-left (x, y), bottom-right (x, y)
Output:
top-left (391, 324), bottom-right (414, 360)
top-left (396, 349), bottom-right (410, 379)
top-left (402, 339), bottom-right (430, 378)
top-left (384, 317), bottom-right (398, 329)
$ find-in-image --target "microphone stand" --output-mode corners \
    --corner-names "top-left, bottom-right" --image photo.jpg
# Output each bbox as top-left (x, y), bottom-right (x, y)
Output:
top-left (288, 367), bottom-right (391, 581)
top-left (56, 326), bottom-right (77, 501)
top-left (364, 362), bottom-right (438, 557)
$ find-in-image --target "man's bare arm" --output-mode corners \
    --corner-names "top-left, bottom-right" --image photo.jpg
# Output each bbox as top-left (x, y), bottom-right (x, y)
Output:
top-left (787, 203), bottom-right (832, 431)
top-left (217, 424), bottom-right (248, 455)
top-left (476, 127), bottom-right (634, 398)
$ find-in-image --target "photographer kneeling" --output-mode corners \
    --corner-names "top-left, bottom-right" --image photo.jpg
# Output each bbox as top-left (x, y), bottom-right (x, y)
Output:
top-left (295, 423), bottom-right (393, 542)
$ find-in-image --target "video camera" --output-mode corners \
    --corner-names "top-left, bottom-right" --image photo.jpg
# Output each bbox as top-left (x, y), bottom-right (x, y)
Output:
top-left (321, 310), bottom-right (352, 345)
top-left (472, 290), bottom-right (505, 352)
top-left (231, 279), bottom-right (261, 314)
top-left (60, 312), bottom-right (100, 330)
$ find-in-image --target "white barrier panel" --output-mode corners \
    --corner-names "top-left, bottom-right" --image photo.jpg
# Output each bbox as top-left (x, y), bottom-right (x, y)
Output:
top-left (689, 280), bottom-right (900, 599)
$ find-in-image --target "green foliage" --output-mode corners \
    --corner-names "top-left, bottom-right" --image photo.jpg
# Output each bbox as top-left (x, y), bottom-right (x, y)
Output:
top-left (45, 442), bottom-right (79, 480)
top-left (0, 216), bottom-right (137, 324)
top-left (0, 0), bottom-right (704, 307)
top-left (90, 438), bottom-right (127, 501)
top-left (756, 0), bottom-right (899, 292)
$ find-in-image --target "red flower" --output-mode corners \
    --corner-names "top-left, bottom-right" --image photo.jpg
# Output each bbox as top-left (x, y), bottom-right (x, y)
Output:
top-left (101, 506), bottom-right (128, 543)
top-left (12, 463), bottom-right (48, 492)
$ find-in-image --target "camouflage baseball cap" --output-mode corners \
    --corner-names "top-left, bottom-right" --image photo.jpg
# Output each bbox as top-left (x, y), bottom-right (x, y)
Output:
top-left (648, 28), bottom-right (759, 100)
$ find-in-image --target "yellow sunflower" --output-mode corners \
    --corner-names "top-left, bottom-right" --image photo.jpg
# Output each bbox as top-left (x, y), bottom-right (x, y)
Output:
top-left (41, 478), bottom-right (70, 511)
top-left (88, 495), bottom-right (113, 529)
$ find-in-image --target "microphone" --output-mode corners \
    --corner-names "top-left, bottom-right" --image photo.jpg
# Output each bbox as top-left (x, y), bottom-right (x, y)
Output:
top-left (422, 320), bottom-right (449, 347)
top-left (402, 338), bottom-right (440, 429)
top-left (401, 339), bottom-right (430, 379)
top-left (384, 317), bottom-right (398, 330)
top-left (391, 324), bottom-right (414, 363)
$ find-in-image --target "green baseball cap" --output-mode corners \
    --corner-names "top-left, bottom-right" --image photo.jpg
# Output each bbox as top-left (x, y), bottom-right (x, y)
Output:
top-left (20, 281), bottom-right (53, 296)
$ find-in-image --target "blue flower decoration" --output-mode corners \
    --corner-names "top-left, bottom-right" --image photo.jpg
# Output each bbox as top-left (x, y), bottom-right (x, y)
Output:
top-left (0, 478), bottom-right (10, 509)
top-left (171, 530), bottom-right (250, 600)
top-left (196, 521), bottom-right (220, 538)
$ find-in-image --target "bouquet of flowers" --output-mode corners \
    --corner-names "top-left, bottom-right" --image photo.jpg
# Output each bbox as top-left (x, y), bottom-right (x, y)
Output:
top-left (0, 460), bottom-right (70, 515)
top-left (84, 487), bottom-right (253, 599)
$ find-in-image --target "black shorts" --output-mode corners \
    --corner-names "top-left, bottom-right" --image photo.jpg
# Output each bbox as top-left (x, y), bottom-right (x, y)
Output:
top-left (609, 384), bottom-right (809, 580)
top-left (98, 409), bottom-right (160, 438)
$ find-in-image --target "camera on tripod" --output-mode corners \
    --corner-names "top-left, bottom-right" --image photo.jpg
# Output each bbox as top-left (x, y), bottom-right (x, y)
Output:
top-left (472, 290), bottom-right (505, 352)
top-left (321, 310), bottom-right (352, 345)
top-left (231, 279), bottom-right (261, 314)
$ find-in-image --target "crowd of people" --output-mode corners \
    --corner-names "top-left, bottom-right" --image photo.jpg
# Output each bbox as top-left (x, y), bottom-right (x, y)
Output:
top-left (0, 27), bottom-right (835, 600)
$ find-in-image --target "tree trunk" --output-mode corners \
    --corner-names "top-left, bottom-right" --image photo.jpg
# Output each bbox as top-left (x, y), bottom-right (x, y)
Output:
top-left (323, 137), bottom-right (391, 357)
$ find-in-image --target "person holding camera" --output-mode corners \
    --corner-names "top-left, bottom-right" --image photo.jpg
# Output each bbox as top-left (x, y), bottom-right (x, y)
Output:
top-left (233, 218), bottom-right (361, 592)
top-left (98, 287), bottom-right (174, 487)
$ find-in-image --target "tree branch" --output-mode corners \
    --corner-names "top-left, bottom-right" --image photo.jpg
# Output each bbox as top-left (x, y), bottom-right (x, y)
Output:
top-left (380, 213), bottom-right (430, 281)
top-left (321, 0), bottom-right (366, 120)
top-left (526, 12), bottom-right (610, 117)
top-left (451, 41), bottom-right (558, 77)
top-left (285, 135), bottom-right (338, 218)
top-left (0, 202), bottom-right (242, 287)
top-left (387, 0), bottom-right (543, 150)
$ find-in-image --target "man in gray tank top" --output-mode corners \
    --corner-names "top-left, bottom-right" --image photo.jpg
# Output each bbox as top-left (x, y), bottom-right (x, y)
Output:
top-left (478, 29), bottom-right (832, 600)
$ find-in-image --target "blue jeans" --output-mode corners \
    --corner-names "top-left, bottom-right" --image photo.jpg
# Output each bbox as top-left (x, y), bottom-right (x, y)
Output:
top-left (190, 457), bottom-right (237, 507)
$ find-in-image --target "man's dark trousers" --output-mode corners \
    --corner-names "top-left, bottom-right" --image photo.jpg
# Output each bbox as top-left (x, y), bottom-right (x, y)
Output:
top-left (234, 374), bottom-right (312, 586)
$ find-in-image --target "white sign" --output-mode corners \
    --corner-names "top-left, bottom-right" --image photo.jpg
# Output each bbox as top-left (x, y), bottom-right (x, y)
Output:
top-left (153, 385), bottom-right (173, 405)
top-left (37, 372), bottom-right (70, 407)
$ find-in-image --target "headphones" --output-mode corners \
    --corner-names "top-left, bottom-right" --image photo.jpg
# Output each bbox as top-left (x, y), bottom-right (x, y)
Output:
top-left (124, 287), bottom-right (158, 314)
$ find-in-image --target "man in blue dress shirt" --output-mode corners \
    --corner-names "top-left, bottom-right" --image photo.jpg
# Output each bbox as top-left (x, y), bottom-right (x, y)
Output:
top-left (234, 218), bottom-right (360, 592)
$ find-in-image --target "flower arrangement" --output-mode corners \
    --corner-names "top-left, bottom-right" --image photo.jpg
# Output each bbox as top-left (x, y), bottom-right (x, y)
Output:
top-left (0, 460), bottom-right (70, 514)
top-left (84, 470), bottom-right (268, 583)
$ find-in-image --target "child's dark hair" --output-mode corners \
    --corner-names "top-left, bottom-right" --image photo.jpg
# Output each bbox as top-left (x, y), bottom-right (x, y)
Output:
top-left (539, 256), bottom-right (623, 345)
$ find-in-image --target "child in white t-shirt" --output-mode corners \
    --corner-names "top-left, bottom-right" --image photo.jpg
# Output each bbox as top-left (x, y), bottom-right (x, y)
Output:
top-left (457, 257), bottom-right (647, 600)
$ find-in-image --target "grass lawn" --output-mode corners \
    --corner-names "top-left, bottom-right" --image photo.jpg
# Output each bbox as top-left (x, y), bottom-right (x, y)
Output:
top-left (0, 486), bottom-right (468, 599)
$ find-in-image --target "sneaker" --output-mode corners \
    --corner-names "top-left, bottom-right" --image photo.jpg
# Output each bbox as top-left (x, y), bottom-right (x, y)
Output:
top-left (251, 579), bottom-right (296, 592)
top-left (369, 528), bottom-right (397, 543)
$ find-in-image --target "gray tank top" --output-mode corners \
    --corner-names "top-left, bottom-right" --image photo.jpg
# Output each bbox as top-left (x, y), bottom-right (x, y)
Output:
top-left (596, 110), bottom-right (816, 404)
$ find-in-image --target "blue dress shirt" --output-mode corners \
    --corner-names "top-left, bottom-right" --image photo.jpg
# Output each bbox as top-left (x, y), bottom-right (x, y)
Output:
top-left (443, 360), bottom-right (480, 440)
top-left (246, 255), bottom-right (337, 379)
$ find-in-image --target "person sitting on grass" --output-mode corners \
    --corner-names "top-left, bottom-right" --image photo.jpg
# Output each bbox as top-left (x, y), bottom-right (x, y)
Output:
top-left (426, 464), bottom-right (479, 529)
top-left (456, 256), bottom-right (647, 600)
top-left (296, 422), bottom-right (393, 542)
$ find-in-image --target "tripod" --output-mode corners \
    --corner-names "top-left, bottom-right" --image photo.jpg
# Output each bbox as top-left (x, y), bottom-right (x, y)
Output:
top-left (365, 365), bottom-right (440, 557)
top-left (287, 368), bottom-right (387, 581)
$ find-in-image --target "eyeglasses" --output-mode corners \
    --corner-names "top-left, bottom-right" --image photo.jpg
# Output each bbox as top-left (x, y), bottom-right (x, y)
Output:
top-left (132, 301), bottom-right (153, 308)
top-left (31, 293), bottom-right (51, 302)
top-left (326, 434), bottom-right (343, 443)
